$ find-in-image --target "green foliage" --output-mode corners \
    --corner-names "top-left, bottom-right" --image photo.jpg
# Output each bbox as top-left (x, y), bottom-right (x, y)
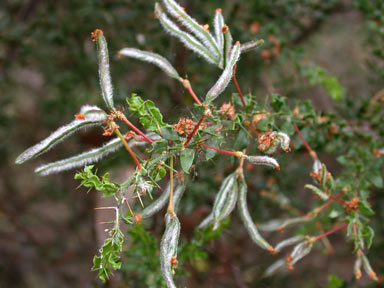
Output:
top-left (328, 273), bottom-right (345, 288)
top-left (92, 227), bottom-right (124, 283)
top-left (74, 165), bottom-right (119, 198)
top-left (127, 94), bottom-right (166, 132)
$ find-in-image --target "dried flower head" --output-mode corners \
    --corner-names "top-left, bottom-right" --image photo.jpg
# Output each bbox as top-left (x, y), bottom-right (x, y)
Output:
top-left (219, 102), bottom-right (235, 120)
top-left (344, 197), bottom-right (359, 214)
top-left (173, 118), bottom-right (196, 135)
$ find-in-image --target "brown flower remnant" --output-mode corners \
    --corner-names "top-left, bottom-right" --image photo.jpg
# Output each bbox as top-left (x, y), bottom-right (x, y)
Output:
top-left (219, 102), bottom-right (235, 120)
top-left (125, 131), bottom-right (143, 142)
top-left (75, 113), bottom-right (85, 120)
top-left (102, 121), bottom-right (119, 136)
top-left (170, 256), bottom-right (178, 269)
top-left (249, 21), bottom-right (260, 34)
top-left (251, 112), bottom-right (269, 129)
top-left (286, 255), bottom-right (294, 271)
top-left (203, 24), bottom-right (210, 32)
top-left (134, 214), bottom-right (142, 223)
top-left (222, 25), bottom-right (229, 34)
top-left (344, 197), bottom-right (359, 214)
top-left (91, 29), bottom-right (103, 42)
top-left (173, 118), bottom-right (196, 136)
top-left (258, 132), bottom-right (276, 152)
top-left (373, 149), bottom-right (384, 158)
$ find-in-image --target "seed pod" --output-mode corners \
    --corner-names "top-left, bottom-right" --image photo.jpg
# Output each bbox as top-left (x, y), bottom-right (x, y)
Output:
top-left (213, 8), bottom-right (225, 52)
top-left (354, 255), bottom-right (362, 280)
top-left (212, 173), bottom-right (238, 230)
top-left (155, 3), bottom-right (218, 65)
top-left (274, 235), bottom-right (305, 252)
top-left (118, 48), bottom-right (179, 80)
top-left (245, 155), bottom-right (280, 170)
top-left (362, 254), bottom-right (379, 282)
top-left (160, 213), bottom-right (181, 288)
top-left (206, 41), bottom-right (241, 103)
top-left (139, 180), bottom-right (185, 220)
top-left (161, 0), bottom-right (220, 58)
top-left (259, 216), bottom-right (313, 232)
top-left (237, 177), bottom-right (274, 252)
top-left (305, 184), bottom-right (329, 201)
top-left (197, 213), bottom-right (214, 229)
top-left (92, 29), bottom-right (114, 109)
top-left (240, 39), bottom-right (264, 54)
top-left (257, 131), bottom-right (290, 154)
top-left (263, 259), bottom-right (286, 277)
top-left (287, 240), bottom-right (313, 269)
top-left (15, 105), bottom-right (107, 165)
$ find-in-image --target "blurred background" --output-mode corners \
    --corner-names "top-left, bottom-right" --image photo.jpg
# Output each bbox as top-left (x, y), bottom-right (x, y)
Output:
top-left (1, 0), bottom-right (383, 287)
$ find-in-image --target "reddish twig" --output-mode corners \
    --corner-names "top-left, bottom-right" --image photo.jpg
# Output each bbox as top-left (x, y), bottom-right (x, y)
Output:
top-left (183, 109), bottom-right (211, 147)
top-left (312, 223), bottom-right (348, 241)
top-left (120, 115), bottom-right (154, 143)
top-left (293, 123), bottom-right (317, 160)
top-left (232, 65), bottom-right (246, 107)
top-left (180, 78), bottom-right (202, 105)
top-left (201, 143), bottom-right (242, 157)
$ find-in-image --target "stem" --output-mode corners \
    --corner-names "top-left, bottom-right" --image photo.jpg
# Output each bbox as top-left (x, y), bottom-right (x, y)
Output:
top-left (167, 156), bottom-right (174, 214)
top-left (308, 189), bottom-right (345, 217)
top-left (312, 223), bottom-right (348, 241)
top-left (180, 78), bottom-right (202, 105)
top-left (201, 143), bottom-right (243, 157)
top-left (232, 65), bottom-right (246, 107)
top-left (183, 114), bottom-right (206, 147)
top-left (293, 123), bottom-right (317, 160)
top-left (115, 129), bottom-right (141, 170)
top-left (120, 115), bottom-right (154, 143)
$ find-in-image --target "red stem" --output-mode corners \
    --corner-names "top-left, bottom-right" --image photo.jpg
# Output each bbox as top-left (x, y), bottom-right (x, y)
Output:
top-left (186, 85), bottom-right (202, 105)
top-left (308, 189), bottom-right (345, 216)
top-left (121, 116), bottom-right (154, 143)
top-left (312, 223), bottom-right (348, 241)
top-left (183, 114), bottom-right (206, 147)
top-left (232, 75), bottom-right (246, 107)
top-left (232, 65), bottom-right (246, 107)
top-left (200, 143), bottom-right (239, 156)
top-left (293, 123), bottom-right (317, 160)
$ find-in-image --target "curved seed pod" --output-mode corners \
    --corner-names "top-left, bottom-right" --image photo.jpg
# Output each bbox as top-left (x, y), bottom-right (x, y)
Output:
top-left (155, 3), bottom-right (218, 65)
top-left (15, 105), bottom-right (107, 164)
top-left (118, 48), bottom-right (179, 80)
top-left (160, 213), bottom-right (181, 288)
top-left (212, 173), bottom-right (238, 230)
top-left (34, 132), bottom-right (158, 176)
top-left (162, 0), bottom-right (220, 58)
top-left (139, 180), bottom-right (185, 220)
top-left (213, 9), bottom-right (225, 52)
top-left (274, 235), bottom-right (305, 252)
top-left (92, 30), bottom-right (114, 109)
top-left (258, 131), bottom-right (290, 154)
top-left (275, 132), bottom-right (290, 152)
top-left (240, 39), bottom-right (264, 54)
top-left (238, 177), bottom-right (274, 252)
top-left (361, 254), bottom-right (379, 282)
top-left (288, 241), bottom-right (313, 268)
top-left (259, 216), bottom-right (313, 232)
top-left (305, 184), bottom-right (329, 201)
top-left (263, 259), bottom-right (286, 277)
top-left (205, 41), bottom-right (240, 103)
top-left (245, 155), bottom-right (280, 170)
top-left (197, 212), bottom-right (214, 229)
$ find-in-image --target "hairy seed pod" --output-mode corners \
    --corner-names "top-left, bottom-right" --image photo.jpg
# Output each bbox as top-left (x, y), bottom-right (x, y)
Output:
top-left (92, 30), bottom-right (114, 109)
top-left (304, 184), bottom-right (329, 201)
top-left (160, 213), bottom-right (181, 288)
top-left (288, 241), bottom-right (313, 268)
top-left (245, 155), bottom-right (280, 170)
top-left (213, 8), bottom-right (225, 53)
top-left (162, 0), bottom-right (220, 58)
top-left (16, 105), bottom-right (107, 165)
top-left (263, 259), bottom-right (286, 277)
top-left (238, 177), bottom-right (274, 252)
top-left (221, 25), bottom-right (233, 68)
top-left (206, 41), bottom-right (241, 103)
top-left (34, 132), bottom-right (160, 176)
top-left (240, 39), bottom-right (264, 54)
top-left (361, 254), bottom-right (379, 282)
top-left (354, 255), bottom-right (362, 280)
top-left (212, 173), bottom-right (238, 230)
top-left (155, 3), bottom-right (218, 65)
top-left (119, 48), bottom-right (179, 79)
top-left (259, 216), bottom-right (313, 232)
top-left (274, 235), bottom-right (305, 252)
top-left (197, 213), bottom-right (214, 229)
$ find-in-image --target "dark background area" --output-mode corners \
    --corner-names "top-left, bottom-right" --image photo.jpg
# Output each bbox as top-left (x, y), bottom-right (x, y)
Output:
top-left (1, 0), bottom-right (383, 287)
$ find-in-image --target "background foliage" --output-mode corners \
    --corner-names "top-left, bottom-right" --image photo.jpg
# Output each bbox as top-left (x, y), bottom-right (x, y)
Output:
top-left (1, 0), bottom-right (383, 287)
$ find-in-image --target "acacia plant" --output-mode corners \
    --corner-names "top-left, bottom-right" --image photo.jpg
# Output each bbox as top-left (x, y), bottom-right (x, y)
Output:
top-left (15, 0), bottom-right (383, 286)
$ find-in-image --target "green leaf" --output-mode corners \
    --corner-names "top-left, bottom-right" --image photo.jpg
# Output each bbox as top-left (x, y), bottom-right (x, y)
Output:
top-left (358, 200), bottom-right (375, 216)
top-left (362, 225), bottom-right (374, 249)
top-left (270, 93), bottom-right (287, 112)
top-left (328, 273), bottom-right (344, 288)
top-left (367, 170), bottom-right (383, 188)
top-left (126, 94), bottom-right (166, 131)
top-left (180, 148), bottom-right (195, 173)
top-left (233, 129), bottom-right (249, 150)
top-left (160, 127), bottom-right (179, 141)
